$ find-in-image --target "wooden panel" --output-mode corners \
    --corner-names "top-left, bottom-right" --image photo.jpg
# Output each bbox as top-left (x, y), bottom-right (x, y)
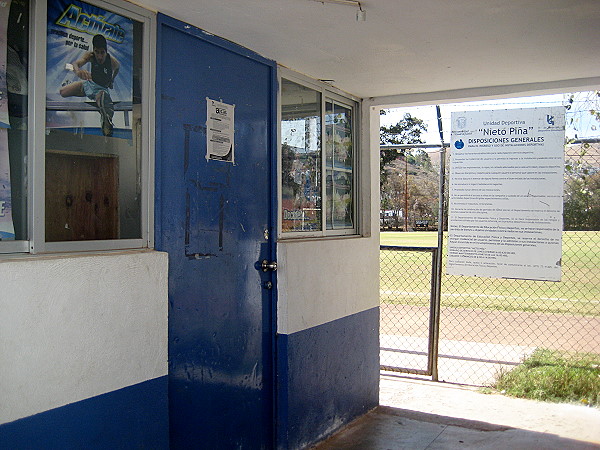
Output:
top-left (46, 151), bottom-right (119, 241)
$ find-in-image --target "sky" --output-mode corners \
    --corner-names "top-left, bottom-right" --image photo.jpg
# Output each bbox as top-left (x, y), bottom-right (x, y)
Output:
top-left (380, 91), bottom-right (600, 146)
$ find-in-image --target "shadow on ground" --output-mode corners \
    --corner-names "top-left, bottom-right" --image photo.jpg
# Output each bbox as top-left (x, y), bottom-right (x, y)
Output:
top-left (313, 405), bottom-right (600, 450)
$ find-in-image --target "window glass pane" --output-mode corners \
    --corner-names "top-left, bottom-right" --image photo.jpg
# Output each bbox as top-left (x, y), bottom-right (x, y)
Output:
top-left (326, 170), bottom-right (353, 229)
top-left (325, 100), bottom-right (354, 229)
top-left (1, 0), bottom-right (29, 241)
top-left (325, 101), bottom-right (353, 169)
top-left (281, 79), bottom-right (322, 233)
top-left (45, 0), bottom-right (142, 241)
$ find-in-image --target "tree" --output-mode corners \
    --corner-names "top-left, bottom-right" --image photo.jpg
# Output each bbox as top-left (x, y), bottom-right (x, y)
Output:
top-left (380, 147), bottom-right (439, 230)
top-left (564, 171), bottom-right (600, 231)
top-left (379, 112), bottom-right (427, 186)
top-left (564, 143), bottom-right (600, 231)
top-left (380, 168), bottom-right (404, 228)
top-left (566, 91), bottom-right (600, 140)
top-left (562, 91), bottom-right (600, 230)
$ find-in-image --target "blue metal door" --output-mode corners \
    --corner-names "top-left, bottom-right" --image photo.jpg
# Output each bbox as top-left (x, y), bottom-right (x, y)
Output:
top-left (155, 15), bottom-right (277, 449)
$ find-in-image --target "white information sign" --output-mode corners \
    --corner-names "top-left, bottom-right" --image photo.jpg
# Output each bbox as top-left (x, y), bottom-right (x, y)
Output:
top-left (206, 98), bottom-right (235, 163)
top-left (448, 107), bottom-right (565, 281)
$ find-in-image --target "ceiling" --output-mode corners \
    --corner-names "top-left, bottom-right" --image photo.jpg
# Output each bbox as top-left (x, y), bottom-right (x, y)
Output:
top-left (136, 0), bottom-right (600, 101)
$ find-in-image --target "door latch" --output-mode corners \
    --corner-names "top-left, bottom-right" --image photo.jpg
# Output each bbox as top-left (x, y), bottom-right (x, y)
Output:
top-left (261, 260), bottom-right (277, 272)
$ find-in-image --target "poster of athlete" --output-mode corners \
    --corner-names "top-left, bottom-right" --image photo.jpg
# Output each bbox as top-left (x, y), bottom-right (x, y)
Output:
top-left (46, 0), bottom-right (133, 137)
top-left (0, 1), bottom-right (14, 239)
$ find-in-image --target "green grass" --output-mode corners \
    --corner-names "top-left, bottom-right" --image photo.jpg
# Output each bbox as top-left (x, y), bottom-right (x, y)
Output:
top-left (380, 231), bottom-right (438, 247)
top-left (493, 349), bottom-right (600, 406)
top-left (380, 231), bottom-right (600, 316)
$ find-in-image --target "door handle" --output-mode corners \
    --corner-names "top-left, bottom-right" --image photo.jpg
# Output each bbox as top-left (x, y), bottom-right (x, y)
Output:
top-left (261, 260), bottom-right (277, 272)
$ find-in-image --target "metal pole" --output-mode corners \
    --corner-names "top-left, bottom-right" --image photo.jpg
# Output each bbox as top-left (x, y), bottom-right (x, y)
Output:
top-left (431, 147), bottom-right (445, 381)
top-left (426, 248), bottom-right (438, 377)
top-left (431, 105), bottom-right (446, 382)
top-left (404, 153), bottom-right (408, 232)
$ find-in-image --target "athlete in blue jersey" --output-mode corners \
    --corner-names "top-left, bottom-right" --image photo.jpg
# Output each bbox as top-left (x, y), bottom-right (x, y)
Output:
top-left (60, 34), bottom-right (120, 136)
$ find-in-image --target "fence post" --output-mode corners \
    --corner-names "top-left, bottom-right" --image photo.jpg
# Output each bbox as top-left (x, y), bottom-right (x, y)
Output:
top-left (431, 145), bottom-right (446, 381)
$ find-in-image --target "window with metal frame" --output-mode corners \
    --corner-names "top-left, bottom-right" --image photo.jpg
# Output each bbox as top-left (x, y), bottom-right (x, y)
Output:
top-left (0, 0), bottom-right (29, 253)
top-left (0, 0), bottom-right (154, 255)
top-left (279, 73), bottom-right (358, 238)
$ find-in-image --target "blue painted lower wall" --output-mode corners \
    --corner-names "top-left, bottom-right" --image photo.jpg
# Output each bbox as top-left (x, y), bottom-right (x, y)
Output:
top-left (0, 376), bottom-right (169, 450)
top-left (277, 307), bottom-right (380, 449)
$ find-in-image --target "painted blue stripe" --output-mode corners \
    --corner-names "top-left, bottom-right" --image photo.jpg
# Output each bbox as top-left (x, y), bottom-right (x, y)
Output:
top-left (276, 307), bottom-right (380, 449)
top-left (0, 376), bottom-right (169, 450)
top-left (276, 334), bottom-right (290, 449)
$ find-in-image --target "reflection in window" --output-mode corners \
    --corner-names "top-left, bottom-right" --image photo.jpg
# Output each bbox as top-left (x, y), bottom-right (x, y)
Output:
top-left (281, 79), bottom-right (322, 233)
top-left (45, 0), bottom-right (143, 242)
top-left (281, 78), bottom-right (357, 236)
top-left (1, 0), bottom-right (29, 241)
top-left (325, 101), bottom-right (354, 229)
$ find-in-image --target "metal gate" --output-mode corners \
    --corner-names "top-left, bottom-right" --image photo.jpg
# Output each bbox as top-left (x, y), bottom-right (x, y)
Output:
top-left (380, 246), bottom-right (440, 379)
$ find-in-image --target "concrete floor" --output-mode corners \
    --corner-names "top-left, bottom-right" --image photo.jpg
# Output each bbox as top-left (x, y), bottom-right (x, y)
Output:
top-left (313, 375), bottom-right (600, 449)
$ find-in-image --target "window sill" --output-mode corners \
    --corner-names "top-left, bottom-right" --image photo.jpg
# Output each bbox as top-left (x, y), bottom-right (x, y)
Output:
top-left (277, 233), bottom-right (370, 244)
top-left (0, 247), bottom-right (159, 263)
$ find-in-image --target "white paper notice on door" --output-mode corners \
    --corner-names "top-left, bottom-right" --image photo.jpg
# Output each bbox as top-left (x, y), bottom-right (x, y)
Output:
top-left (448, 107), bottom-right (565, 282)
top-left (206, 98), bottom-right (235, 163)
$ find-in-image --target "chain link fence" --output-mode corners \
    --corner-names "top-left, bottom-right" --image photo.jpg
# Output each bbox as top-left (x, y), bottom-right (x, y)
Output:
top-left (380, 142), bottom-right (600, 386)
top-left (380, 247), bottom-right (438, 376)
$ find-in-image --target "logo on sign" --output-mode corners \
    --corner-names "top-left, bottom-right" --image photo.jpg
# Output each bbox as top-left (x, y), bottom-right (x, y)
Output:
top-left (454, 139), bottom-right (464, 149)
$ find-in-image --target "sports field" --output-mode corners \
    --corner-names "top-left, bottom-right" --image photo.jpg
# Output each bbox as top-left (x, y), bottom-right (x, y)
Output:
top-left (380, 231), bottom-right (600, 316)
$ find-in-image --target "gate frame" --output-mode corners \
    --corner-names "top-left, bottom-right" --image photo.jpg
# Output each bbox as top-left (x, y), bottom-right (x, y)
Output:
top-left (380, 246), bottom-right (440, 380)
top-left (379, 137), bottom-right (447, 381)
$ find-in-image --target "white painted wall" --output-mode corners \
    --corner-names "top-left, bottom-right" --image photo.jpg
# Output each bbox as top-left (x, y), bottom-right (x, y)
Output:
top-left (0, 250), bottom-right (168, 424)
top-left (277, 106), bottom-right (380, 335)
